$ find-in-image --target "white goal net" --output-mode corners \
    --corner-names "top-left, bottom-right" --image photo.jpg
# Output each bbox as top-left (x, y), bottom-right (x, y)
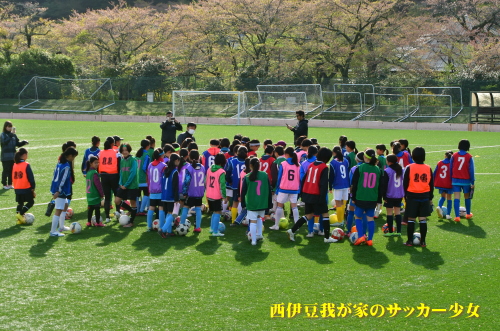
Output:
top-left (172, 90), bottom-right (243, 122)
top-left (18, 76), bottom-right (115, 112)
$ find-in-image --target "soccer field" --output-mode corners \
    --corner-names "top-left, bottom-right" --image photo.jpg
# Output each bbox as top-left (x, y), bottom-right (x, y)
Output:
top-left (0, 119), bottom-right (498, 330)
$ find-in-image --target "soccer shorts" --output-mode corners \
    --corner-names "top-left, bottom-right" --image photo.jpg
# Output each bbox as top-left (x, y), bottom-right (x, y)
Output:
top-left (354, 206), bottom-right (375, 218)
top-left (452, 185), bottom-right (471, 194)
top-left (247, 210), bottom-right (266, 221)
top-left (304, 202), bottom-right (328, 215)
top-left (405, 198), bottom-right (431, 218)
top-left (334, 188), bottom-right (349, 201)
top-left (383, 198), bottom-right (403, 209)
top-left (276, 192), bottom-right (298, 204)
top-left (437, 188), bottom-right (453, 195)
top-left (207, 199), bottom-right (223, 212)
top-left (55, 197), bottom-right (68, 210)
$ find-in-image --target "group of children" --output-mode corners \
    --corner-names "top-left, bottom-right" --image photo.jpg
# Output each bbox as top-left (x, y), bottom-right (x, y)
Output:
top-left (9, 124), bottom-right (475, 246)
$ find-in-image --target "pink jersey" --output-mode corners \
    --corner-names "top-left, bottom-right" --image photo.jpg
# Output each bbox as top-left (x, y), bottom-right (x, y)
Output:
top-left (239, 170), bottom-right (246, 195)
top-left (296, 150), bottom-right (306, 161)
top-left (206, 168), bottom-right (224, 200)
top-left (279, 161), bottom-right (300, 191)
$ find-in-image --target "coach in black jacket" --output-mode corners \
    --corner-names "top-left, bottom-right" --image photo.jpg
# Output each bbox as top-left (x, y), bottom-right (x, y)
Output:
top-left (286, 110), bottom-right (309, 144)
top-left (160, 111), bottom-right (182, 147)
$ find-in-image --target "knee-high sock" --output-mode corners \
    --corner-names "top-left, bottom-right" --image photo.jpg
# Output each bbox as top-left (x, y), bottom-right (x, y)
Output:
top-left (222, 201), bottom-right (228, 213)
top-left (275, 207), bottom-right (284, 226)
top-left (51, 215), bottom-right (59, 233)
top-left (250, 222), bottom-right (257, 243)
top-left (347, 210), bottom-right (354, 232)
top-left (292, 207), bottom-right (299, 223)
top-left (159, 210), bottom-right (165, 228)
top-left (162, 214), bottom-right (173, 233)
top-left (130, 208), bottom-right (137, 222)
top-left (87, 206), bottom-right (94, 223)
top-left (256, 218), bottom-right (263, 236)
top-left (291, 216), bottom-right (307, 233)
top-left (172, 202), bottom-right (180, 216)
top-left (59, 212), bottom-right (67, 229)
top-left (355, 218), bottom-right (364, 238)
top-left (20, 205), bottom-right (30, 215)
top-left (147, 209), bottom-right (154, 228)
top-left (237, 203), bottom-right (242, 214)
top-left (465, 198), bottom-right (471, 214)
top-left (95, 207), bottom-right (102, 223)
top-left (454, 198), bottom-right (460, 217)
top-left (336, 206), bottom-right (345, 225)
top-left (446, 200), bottom-right (452, 216)
top-left (362, 214), bottom-right (368, 233)
top-left (367, 221), bottom-right (375, 240)
top-left (180, 207), bottom-right (189, 224)
top-left (420, 220), bottom-right (427, 243)
top-left (395, 214), bottom-right (402, 233)
top-left (438, 196), bottom-right (445, 208)
top-left (16, 204), bottom-right (22, 214)
top-left (195, 206), bottom-right (202, 229)
top-left (272, 196), bottom-right (277, 211)
top-left (386, 215), bottom-right (394, 233)
top-left (231, 207), bottom-right (238, 224)
top-left (322, 217), bottom-right (330, 238)
top-left (407, 221), bottom-right (415, 241)
top-left (307, 219), bottom-right (314, 233)
top-left (121, 201), bottom-right (132, 212)
top-left (212, 213), bottom-right (221, 233)
top-left (318, 217), bottom-right (324, 232)
top-left (136, 197), bottom-right (141, 211)
top-left (140, 196), bottom-right (150, 213)
top-left (235, 208), bottom-right (247, 224)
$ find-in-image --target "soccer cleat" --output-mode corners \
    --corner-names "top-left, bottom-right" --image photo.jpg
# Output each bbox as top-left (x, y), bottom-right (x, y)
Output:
top-left (354, 235), bottom-right (366, 246)
top-left (454, 217), bottom-right (461, 223)
top-left (50, 232), bottom-right (65, 237)
top-left (8, 185), bottom-right (14, 189)
top-left (251, 240), bottom-right (257, 246)
top-left (420, 242), bottom-right (427, 247)
top-left (445, 215), bottom-right (452, 220)
top-left (212, 232), bottom-right (224, 237)
top-left (286, 229), bottom-right (295, 242)
top-left (95, 223), bottom-right (105, 227)
top-left (256, 235), bottom-right (264, 241)
top-left (269, 225), bottom-right (279, 230)
top-left (16, 213), bottom-right (26, 224)
top-left (114, 212), bottom-right (121, 219)
top-left (324, 237), bottom-right (338, 243)
top-left (404, 241), bottom-right (413, 246)
top-left (136, 212), bottom-right (147, 216)
top-left (318, 231), bottom-right (325, 236)
top-left (3, 185), bottom-right (10, 189)
top-left (306, 232), bottom-right (315, 238)
top-left (193, 228), bottom-right (201, 233)
top-left (105, 218), bottom-right (111, 223)
top-left (123, 223), bottom-right (134, 228)
top-left (86, 222), bottom-right (92, 227)
top-left (466, 213), bottom-right (473, 219)
top-left (166, 232), bottom-right (176, 237)
top-left (59, 226), bottom-right (70, 232)
top-left (366, 240), bottom-right (373, 246)
top-left (229, 222), bottom-right (240, 227)
top-left (436, 206), bottom-right (443, 218)
top-left (158, 230), bottom-right (167, 239)
top-left (383, 232), bottom-right (394, 237)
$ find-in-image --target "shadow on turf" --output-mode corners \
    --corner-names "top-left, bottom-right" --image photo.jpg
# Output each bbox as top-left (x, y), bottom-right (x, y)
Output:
top-left (351, 245), bottom-right (390, 269)
top-left (385, 237), bottom-right (445, 270)
top-left (436, 219), bottom-right (486, 239)
top-left (0, 224), bottom-right (26, 239)
top-left (29, 237), bottom-right (58, 257)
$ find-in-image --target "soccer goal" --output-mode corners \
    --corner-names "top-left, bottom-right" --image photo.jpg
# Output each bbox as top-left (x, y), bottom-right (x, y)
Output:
top-left (18, 76), bottom-right (115, 112)
top-left (242, 91), bottom-right (309, 118)
top-left (402, 87), bottom-right (464, 123)
top-left (314, 84), bottom-right (376, 120)
top-left (255, 84), bottom-right (323, 113)
top-left (171, 91), bottom-right (243, 123)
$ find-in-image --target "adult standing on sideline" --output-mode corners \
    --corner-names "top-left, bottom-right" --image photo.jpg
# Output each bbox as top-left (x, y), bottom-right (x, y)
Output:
top-left (160, 111), bottom-right (182, 147)
top-left (286, 110), bottom-right (308, 144)
top-left (1, 121), bottom-right (28, 190)
top-left (176, 122), bottom-right (197, 145)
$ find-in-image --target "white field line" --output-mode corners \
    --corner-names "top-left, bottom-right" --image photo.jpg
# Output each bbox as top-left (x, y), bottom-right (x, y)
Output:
top-left (0, 197), bottom-right (86, 211)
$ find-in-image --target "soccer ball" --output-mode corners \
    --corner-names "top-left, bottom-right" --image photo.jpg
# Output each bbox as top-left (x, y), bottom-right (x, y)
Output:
top-left (91, 215), bottom-right (103, 225)
top-left (152, 219), bottom-right (160, 231)
top-left (188, 206), bottom-right (196, 216)
top-left (70, 222), bottom-right (82, 234)
top-left (441, 206), bottom-right (448, 216)
top-left (24, 213), bottom-right (35, 225)
top-left (222, 211), bottom-right (232, 222)
top-left (173, 216), bottom-right (181, 228)
top-left (201, 204), bottom-right (208, 213)
top-left (279, 217), bottom-right (288, 229)
top-left (459, 206), bottom-right (466, 217)
top-left (65, 208), bottom-right (74, 220)
top-left (412, 232), bottom-right (421, 246)
top-left (313, 223), bottom-right (320, 234)
top-left (329, 214), bottom-right (338, 225)
top-left (331, 227), bottom-right (345, 241)
top-left (175, 224), bottom-right (189, 236)
top-left (184, 219), bottom-right (192, 228)
top-left (351, 225), bottom-right (357, 233)
top-left (349, 232), bottom-right (359, 244)
top-left (241, 218), bottom-right (249, 226)
top-left (119, 215), bottom-right (130, 226)
top-left (382, 223), bottom-right (396, 234)
top-left (218, 222), bottom-right (226, 233)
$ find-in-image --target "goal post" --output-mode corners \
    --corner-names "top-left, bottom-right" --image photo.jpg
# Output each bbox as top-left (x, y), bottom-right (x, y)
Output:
top-left (18, 76), bottom-right (115, 112)
top-left (256, 84), bottom-right (323, 113)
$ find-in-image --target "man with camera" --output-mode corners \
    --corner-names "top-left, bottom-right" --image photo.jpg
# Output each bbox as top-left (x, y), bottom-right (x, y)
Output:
top-left (160, 111), bottom-right (182, 147)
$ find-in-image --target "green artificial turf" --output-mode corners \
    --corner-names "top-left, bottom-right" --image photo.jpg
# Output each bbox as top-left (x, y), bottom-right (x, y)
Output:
top-left (0, 120), bottom-right (497, 330)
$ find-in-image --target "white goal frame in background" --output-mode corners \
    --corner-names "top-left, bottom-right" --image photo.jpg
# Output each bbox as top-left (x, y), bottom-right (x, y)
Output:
top-left (256, 84), bottom-right (323, 114)
top-left (18, 76), bottom-right (115, 112)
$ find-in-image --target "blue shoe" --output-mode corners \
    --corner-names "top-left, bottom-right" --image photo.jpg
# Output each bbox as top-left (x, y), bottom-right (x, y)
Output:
top-left (50, 232), bottom-right (65, 237)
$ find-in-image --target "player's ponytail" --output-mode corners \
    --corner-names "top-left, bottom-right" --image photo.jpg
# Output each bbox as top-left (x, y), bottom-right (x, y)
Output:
top-left (392, 142), bottom-right (401, 155)
top-left (136, 139), bottom-right (150, 158)
top-left (386, 154), bottom-right (403, 178)
top-left (104, 137), bottom-right (113, 150)
top-left (248, 157), bottom-right (260, 182)
top-left (284, 147), bottom-right (298, 166)
top-left (146, 135), bottom-right (155, 147)
top-left (60, 147), bottom-right (79, 164)
top-left (339, 135), bottom-right (348, 148)
top-left (307, 145), bottom-right (318, 160)
top-left (365, 149), bottom-right (378, 166)
top-left (445, 150), bottom-right (453, 159)
top-left (14, 148), bottom-right (28, 164)
top-left (376, 144), bottom-right (388, 156)
top-left (332, 146), bottom-right (343, 162)
top-left (346, 140), bottom-right (358, 154)
top-left (189, 150), bottom-right (200, 167)
top-left (244, 157), bottom-right (252, 174)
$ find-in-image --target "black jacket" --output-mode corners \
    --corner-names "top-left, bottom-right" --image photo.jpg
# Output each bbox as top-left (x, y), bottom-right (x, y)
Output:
top-left (1, 132), bottom-right (27, 162)
top-left (160, 120), bottom-right (182, 144)
top-left (176, 131), bottom-right (196, 145)
top-left (291, 119), bottom-right (308, 143)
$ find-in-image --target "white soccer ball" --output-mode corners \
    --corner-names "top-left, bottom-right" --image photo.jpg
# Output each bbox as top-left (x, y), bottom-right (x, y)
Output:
top-left (459, 206), bottom-right (466, 217)
top-left (152, 219), bottom-right (160, 231)
top-left (412, 232), bottom-right (421, 246)
top-left (91, 215), bottom-right (103, 225)
top-left (70, 222), bottom-right (82, 234)
top-left (313, 222), bottom-right (320, 234)
top-left (241, 218), bottom-right (249, 226)
top-left (184, 219), bottom-right (192, 228)
top-left (175, 224), bottom-right (189, 236)
top-left (349, 231), bottom-right (359, 244)
top-left (119, 215), bottom-right (130, 226)
top-left (24, 213), bottom-right (35, 225)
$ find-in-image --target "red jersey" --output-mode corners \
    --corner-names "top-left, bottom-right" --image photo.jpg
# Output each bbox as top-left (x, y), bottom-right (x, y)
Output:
top-left (434, 160), bottom-right (452, 189)
top-left (451, 152), bottom-right (472, 179)
top-left (302, 162), bottom-right (327, 195)
top-left (259, 156), bottom-right (275, 182)
top-left (397, 152), bottom-right (412, 168)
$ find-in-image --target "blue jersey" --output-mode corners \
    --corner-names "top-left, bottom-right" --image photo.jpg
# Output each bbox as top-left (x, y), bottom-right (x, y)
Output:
top-left (161, 168), bottom-right (179, 202)
top-left (50, 161), bottom-right (72, 198)
top-left (299, 156), bottom-right (316, 181)
top-left (81, 147), bottom-right (100, 175)
top-left (329, 158), bottom-right (350, 190)
top-left (225, 157), bottom-right (246, 189)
